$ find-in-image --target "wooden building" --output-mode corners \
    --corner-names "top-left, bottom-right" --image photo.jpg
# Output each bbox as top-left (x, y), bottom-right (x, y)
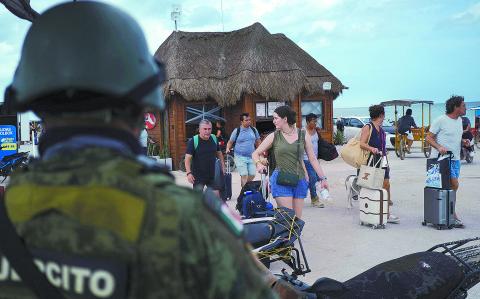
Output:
top-left (150, 23), bottom-right (345, 170)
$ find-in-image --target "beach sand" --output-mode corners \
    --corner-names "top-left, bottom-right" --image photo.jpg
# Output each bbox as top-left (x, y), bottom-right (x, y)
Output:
top-left (173, 145), bottom-right (480, 295)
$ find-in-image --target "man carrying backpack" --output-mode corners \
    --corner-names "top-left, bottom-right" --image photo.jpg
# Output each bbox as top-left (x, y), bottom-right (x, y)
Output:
top-left (226, 113), bottom-right (261, 187)
top-left (185, 119), bottom-right (225, 195)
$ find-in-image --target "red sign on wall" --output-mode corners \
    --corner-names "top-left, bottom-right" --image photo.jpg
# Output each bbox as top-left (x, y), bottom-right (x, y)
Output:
top-left (144, 113), bottom-right (157, 130)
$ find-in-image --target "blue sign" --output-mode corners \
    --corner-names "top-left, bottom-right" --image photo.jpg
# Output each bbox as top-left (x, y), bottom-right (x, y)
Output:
top-left (0, 125), bottom-right (17, 160)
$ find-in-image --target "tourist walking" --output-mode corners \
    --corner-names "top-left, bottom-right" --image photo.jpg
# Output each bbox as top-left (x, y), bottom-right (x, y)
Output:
top-left (226, 113), bottom-right (261, 187)
top-left (426, 95), bottom-right (467, 228)
top-left (185, 119), bottom-right (225, 196)
top-left (252, 106), bottom-right (328, 219)
top-left (303, 113), bottom-right (325, 208)
top-left (359, 105), bottom-right (400, 223)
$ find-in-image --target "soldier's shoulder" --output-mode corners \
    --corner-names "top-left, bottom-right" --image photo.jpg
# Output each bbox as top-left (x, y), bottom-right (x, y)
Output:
top-left (197, 189), bottom-right (244, 237)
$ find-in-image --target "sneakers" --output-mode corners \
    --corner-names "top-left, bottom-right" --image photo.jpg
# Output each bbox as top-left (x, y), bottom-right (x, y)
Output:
top-left (311, 196), bottom-right (325, 208)
top-left (387, 214), bottom-right (400, 224)
top-left (469, 151), bottom-right (475, 158)
top-left (454, 219), bottom-right (465, 228)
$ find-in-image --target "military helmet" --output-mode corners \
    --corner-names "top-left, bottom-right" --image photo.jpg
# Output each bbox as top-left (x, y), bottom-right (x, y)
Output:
top-left (8, 1), bottom-right (165, 113)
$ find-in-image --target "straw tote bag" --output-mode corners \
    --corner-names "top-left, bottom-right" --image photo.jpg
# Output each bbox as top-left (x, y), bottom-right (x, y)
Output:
top-left (340, 124), bottom-right (372, 168)
top-left (357, 155), bottom-right (386, 189)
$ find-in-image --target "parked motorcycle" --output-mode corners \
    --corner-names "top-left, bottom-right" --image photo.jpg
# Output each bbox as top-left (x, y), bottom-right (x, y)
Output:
top-left (244, 209), bottom-right (480, 299)
top-left (0, 151), bottom-right (29, 182)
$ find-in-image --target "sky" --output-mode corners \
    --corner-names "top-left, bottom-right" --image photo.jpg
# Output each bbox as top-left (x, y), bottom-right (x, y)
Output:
top-left (0, 0), bottom-right (479, 108)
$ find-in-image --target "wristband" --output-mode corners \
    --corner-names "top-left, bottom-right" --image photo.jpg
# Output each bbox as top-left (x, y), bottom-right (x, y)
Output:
top-left (186, 172), bottom-right (192, 176)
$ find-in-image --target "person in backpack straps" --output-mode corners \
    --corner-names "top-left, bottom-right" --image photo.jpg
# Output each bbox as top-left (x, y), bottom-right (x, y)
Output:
top-left (225, 113), bottom-right (261, 187)
top-left (185, 119), bottom-right (225, 196)
top-left (252, 106), bottom-right (329, 219)
top-left (0, 2), bottom-right (282, 298)
top-left (303, 113), bottom-right (326, 208)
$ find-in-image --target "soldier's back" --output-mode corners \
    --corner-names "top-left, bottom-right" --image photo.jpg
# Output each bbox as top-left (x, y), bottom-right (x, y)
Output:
top-left (1, 147), bottom-right (274, 299)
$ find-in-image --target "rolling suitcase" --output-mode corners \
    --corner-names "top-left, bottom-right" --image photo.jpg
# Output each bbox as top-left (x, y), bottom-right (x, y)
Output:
top-left (359, 187), bottom-right (388, 229)
top-left (422, 188), bottom-right (456, 229)
top-left (423, 152), bottom-right (455, 229)
top-left (220, 158), bottom-right (232, 201)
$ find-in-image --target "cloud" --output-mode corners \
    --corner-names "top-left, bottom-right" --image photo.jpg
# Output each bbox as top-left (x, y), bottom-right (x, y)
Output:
top-left (307, 20), bottom-right (337, 34)
top-left (452, 2), bottom-right (480, 24)
top-left (0, 42), bottom-right (14, 55)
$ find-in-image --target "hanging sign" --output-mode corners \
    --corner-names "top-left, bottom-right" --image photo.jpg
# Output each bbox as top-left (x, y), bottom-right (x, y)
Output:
top-left (144, 113), bottom-right (157, 130)
top-left (0, 125), bottom-right (17, 160)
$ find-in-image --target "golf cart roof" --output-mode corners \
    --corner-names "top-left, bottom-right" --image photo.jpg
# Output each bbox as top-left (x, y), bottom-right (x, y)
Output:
top-left (380, 100), bottom-right (434, 107)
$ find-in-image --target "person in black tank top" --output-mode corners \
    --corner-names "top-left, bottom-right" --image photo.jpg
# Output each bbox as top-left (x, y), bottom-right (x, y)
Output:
top-left (359, 105), bottom-right (400, 224)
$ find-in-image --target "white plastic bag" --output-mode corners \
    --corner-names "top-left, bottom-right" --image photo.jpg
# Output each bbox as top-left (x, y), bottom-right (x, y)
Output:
top-left (425, 163), bottom-right (442, 188)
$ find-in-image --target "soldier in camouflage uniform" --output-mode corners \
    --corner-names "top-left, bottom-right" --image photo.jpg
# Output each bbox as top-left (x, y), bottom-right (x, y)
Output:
top-left (0, 2), bottom-right (301, 298)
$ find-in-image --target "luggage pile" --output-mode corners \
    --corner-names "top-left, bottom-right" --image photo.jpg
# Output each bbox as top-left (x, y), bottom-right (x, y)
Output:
top-left (236, 172), bottom-right (273, 219)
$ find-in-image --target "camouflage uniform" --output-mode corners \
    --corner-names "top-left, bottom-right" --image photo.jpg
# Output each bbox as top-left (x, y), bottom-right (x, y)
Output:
top-left (0, 131), bottom-right (277, 299)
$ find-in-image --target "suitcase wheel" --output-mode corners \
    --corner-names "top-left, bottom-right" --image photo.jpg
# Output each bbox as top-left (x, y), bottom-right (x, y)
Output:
top-left (421, 221), bottom-right (427, 226)
top-left (360, 221), bottom-right (364, 226)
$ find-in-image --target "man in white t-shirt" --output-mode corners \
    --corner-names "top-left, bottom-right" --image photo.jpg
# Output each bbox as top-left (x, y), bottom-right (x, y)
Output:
top-left (426, 95), bottom-right (468, 228)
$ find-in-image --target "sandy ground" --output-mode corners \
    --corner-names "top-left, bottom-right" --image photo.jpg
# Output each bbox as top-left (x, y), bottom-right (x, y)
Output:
top-left (11, 143), bottom-right (480, 295)
top-left (173, 145), bottom-right (480, 295)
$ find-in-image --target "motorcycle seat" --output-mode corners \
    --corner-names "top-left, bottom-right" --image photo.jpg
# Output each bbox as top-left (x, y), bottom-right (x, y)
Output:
top-left (337, 251), bottom-right (465, 299)
top-left (244, 221), bottom-right (274, 248)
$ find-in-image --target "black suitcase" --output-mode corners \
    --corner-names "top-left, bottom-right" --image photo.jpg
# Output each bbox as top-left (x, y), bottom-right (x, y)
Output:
top-left (423, 152), bottom-right (456, 229)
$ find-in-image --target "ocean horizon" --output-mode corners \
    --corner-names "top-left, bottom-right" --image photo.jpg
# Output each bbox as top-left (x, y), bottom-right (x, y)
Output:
top-left (333, 101), bottom-right (480, 126)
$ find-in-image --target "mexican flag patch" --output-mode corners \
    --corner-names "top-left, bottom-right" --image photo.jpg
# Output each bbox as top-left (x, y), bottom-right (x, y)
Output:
top-left (220, 204), bottom-right (243, 236)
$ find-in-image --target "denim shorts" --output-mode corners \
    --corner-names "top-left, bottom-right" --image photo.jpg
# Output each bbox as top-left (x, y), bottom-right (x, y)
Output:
top-left (450, 160), bottom-right (461, 179)
top-left (270, 170), bottom-right (308, 199)
top-left (234, 155), bottom-right (256, 176)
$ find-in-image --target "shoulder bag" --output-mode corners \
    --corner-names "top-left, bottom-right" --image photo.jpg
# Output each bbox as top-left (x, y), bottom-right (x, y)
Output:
top-left (340, 124), bottom-right (373, 168)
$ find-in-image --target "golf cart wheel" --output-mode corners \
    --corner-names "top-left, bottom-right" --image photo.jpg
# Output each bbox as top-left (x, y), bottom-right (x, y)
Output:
top-left (424, 144), bottom-right (432, 158)
top-left (394, 144), bottom-right (401, 158)
top-left (399, 139), bottom-right (405, 160)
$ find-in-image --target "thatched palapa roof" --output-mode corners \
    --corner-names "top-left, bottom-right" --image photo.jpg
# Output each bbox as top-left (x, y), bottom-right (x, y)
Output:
top-left (155, 22), bottom-right (345, 106)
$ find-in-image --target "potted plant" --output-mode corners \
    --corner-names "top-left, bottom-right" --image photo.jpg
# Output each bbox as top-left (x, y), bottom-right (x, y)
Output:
top-left (147, 142), bottom-right (172, 170)
top-left (156, 146), bottom-right (172, 170)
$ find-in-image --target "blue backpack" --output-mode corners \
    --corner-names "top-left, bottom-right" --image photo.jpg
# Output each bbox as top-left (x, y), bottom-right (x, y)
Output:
top-left (241, 191), bottom-right (268, 218)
